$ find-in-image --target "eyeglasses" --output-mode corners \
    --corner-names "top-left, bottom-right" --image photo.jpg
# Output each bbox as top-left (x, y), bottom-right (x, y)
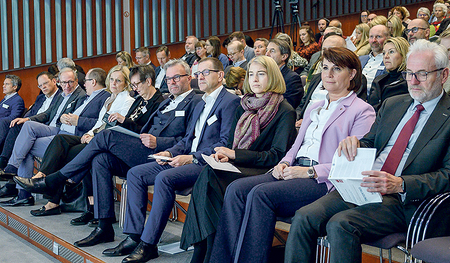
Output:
top-left (85, 78), bottom-right (94, 82)
top-left (59, 80), bottom-right (75, 86)
top-left (405, 27), bottom-right (427, 34)
top-left (402, 68), bottom-right (445, 82)
top-left (227, 52), bottom-right (238, 58)
top-left (165, 74), bottom-right (189, 83)
top-left (193, 69), bottom-right (220, 78)
top-left (131, 81), bottom-right (142, 89)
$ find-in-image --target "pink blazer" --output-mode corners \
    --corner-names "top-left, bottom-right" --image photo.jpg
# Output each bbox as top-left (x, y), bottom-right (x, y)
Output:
top-left (280, 92), bottom-right (376, 190)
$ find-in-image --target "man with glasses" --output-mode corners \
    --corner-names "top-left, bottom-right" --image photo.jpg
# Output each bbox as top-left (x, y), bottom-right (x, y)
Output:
top-left (285, 39), bottom-right (450, 263)
top-left (0, 68), bottom-right (92, 206)
top-left (154, 45), bottom-right (171, 93)
top-left (224, 41), bottom-right (248, 76)
top-left (135, 47), bottom-right (156, 70)
top-left (407, 18), bottom-right (430, 44)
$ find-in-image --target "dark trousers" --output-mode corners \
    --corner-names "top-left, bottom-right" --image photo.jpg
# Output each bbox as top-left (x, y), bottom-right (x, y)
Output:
top-left (210, 173), bottom-right (327, 263)
top-left (0, 123), bottom-right (22, 168)
top-left (284, 190), bottom-right (407, 263)
top-left (124, 161), bottom-right (203, 245)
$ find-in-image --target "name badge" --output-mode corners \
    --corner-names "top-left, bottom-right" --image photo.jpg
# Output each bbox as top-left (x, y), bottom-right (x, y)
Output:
top-left (207, 114), bottom-right (218, 126)
top-left (141, 107), bottom-right (147, 114)
top-left (2, 104), bottom-right (9, 109)
top-left (66, 102), bottom-right (73, 109)
top-left (175, 110), bottom-right (185, 117)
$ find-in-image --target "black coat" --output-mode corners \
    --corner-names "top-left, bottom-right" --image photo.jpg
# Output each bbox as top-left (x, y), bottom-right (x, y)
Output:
top-left (367, 71), bottom-right (408, 113)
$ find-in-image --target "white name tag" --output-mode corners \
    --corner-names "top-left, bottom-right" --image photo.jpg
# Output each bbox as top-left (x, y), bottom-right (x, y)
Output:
top-left (66, 102), bottom-right (73, 109)
top-left (2, 104), bottom-right (9, 109)
top-left (207, 114), bottom-right (218, 126)
top-left (141, 107), bottom-right (147, 114)
top-left (175, 110), bottom-right (185, 117)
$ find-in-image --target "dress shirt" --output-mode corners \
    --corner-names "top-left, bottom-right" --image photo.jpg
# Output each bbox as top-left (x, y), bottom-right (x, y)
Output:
top-left (59, 88), bottom-right (105, 134)
top-left (305, 81), bottom-right (328, 112)
top-left (2, 92), bottom-right (17, 101)
top-left (155, 68), bottom-right (165, 89)
top-left (234, 59), bottom-right (247, 68)
top-left (191, 86), bottom-right (224, 152)
top-left (36, 91), bottom-right (58, 115)
top-left (362, 52), bottom-right (384, 95)
top-left (372, 92), bottom-right (443, 176)
top-left (297, 91), bottom-right (354, 161)
top-left (49, 90), bottom-right (75, 127)
top-left (161, 89), bottom-right (193, 114)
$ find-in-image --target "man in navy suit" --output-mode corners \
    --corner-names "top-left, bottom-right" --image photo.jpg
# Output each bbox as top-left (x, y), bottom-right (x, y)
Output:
top-left (135, 46), bottom-right (156, 70)
top-left (0, 72), bottom-right (60, 198)
top-left (266, 39), bottom-right (304, 109)
top-left (154, 45), bottom-right (170, 94)
top-left (0, 68), bottom-right (96, 206)
top-left (0, 75), bottom-right (25, 125)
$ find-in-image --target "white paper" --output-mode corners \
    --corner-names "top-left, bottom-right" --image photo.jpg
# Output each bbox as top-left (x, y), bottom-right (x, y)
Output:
top-left (201, 154), bottom-right (241, 173)
top-left (107, 125), bottom-right (140, 138)
top-left (329, 148), bottom-right (382, 206)
top-left (148, 154), bottom-right (172, 161)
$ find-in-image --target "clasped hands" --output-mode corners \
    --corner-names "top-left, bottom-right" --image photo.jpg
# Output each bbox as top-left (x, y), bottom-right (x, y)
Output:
top-left (337, 136), bottom-right (404, 194)
top-left (153, 146), bottom-right (236, 168)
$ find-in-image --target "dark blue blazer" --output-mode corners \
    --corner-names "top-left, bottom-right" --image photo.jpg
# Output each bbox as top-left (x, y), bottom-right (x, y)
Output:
top-left (29, 86), bottom-right (86, 125)
top-left (155, 66), bottom-right (169, 94)
top-left (0, 93), bottom-right (25, 122)
top-left (141, 90), bottom-right (203, 152)
top-left (281, 65), bottom-right (304, 109)
top-left (167, 87), bottom-right (240, 164)
top-left (23, 90), bottom-right (62, 118)
top-left (73, 89), bottom-right (110, 136)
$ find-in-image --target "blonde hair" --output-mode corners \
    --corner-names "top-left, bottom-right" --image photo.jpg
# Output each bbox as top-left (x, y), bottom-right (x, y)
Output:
top-left (225, 67), bottom-right (247, 88)
top-left (105, 65), bottom-right (131, 93)
top-left (355, 23), bottom-right (370, 51)
top-left (116, 51), bottom-right (134, 69)
top-left (369, 15), bottom-right (388, 28)
top-left (387, 15), bottom-right (405, 37)
top-left (384, 37), bottom-right (410, 72)
top-left (243, 56), bottom-right (286, 95)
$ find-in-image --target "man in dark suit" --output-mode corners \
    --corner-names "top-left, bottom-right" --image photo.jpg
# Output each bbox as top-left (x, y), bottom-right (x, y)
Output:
top-left (266, 38), bottom-right (304, 109)
top-left (135, 47), bottom-right (156, 69)
top-left (0, 68), bottom-right (89, 206)
top-left (224, 41), bottom-right (248, 76)
top-left (154, 45), bottom-right (170, 94)
top-left (285, 40), bottom-right (450, 263)
top-left (1, 75), bottom-right (25, 125)
top-left (180, 36), bottom-right (198, 67)
top-left (0, 72), bottom-right (60, 198)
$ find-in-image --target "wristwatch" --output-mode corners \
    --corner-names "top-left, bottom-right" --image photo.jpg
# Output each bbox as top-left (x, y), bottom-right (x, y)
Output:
top-left (192, 156), bottom-right (199, 164)
top-left (307, 167), bottom-right (316, 179)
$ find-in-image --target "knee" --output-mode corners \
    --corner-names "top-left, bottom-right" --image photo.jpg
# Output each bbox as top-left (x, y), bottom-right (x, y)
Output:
top-left (224, 179), bottom-right (247, 203)
top-left (291, 205), bottom-right (321, 230)
top-left (326, 213), bottom-right (353, 236)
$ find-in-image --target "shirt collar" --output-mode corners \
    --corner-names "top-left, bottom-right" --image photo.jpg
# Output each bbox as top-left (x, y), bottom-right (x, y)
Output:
top-left (4, 92), bottom-right (17, 100)
top-left (323, 91), bottom-right (354, 109)
top-left (412, 90), bottom-right (444, 114)
top-left (202, 85), bottom-right (223, 103)
top-left (169, 89), bottom-right (193, 103)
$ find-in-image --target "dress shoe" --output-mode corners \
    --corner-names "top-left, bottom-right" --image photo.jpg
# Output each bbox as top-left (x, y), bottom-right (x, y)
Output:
top-left (122, 242), bottom-right (158, 262)
top-left (0, 169), bottom-right (17, 180)
top-left (30, 206), bottom-right (61, 216)
top-left (103, 236), bottom-right (139, 257)
top-left (0, 196), bottom-right (34, 206)
top-left (71, 211), bottom-right (94, 226)
top-left (74, 227), bottom-right (114, 247)
top-left (0, 184), bottom-right (18, 198)
top-left (13, 176), bottom-right (55, 195)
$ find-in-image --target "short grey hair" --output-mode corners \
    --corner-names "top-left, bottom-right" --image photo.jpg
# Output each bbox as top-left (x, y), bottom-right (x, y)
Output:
top-left (57, 57), bottom-right (76, 70)
top-left (163, 59), bottom-right (191, 75)
top-left (407, 39), bottom-right (449, 70)
top-left (59, 67), bottom-right (78, 81)
top-left (434, 3), bottom-right (448, 14)
top-left (417, 7), bottom-right (431, 17)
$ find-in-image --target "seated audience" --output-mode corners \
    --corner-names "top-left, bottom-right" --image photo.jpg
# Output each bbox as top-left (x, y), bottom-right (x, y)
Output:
top-left (225, 41), bottom-right (248, 75)
top-left (135, 47), bottom-right (156, 69)
top-left (57, 57), bottom-right (86, 90)
top-left (417, 7), bottom-right (436, 36)
top-left (406, 18), bottom-right (431, 44)
top-left (209, 47), bottom-right (376, 263)
top-left (0, 75), bottom-right (25, 133)
top-left (368, 37), bottom-right (410, 112)
top-left (253, 38), bottom-right (269, 56)
top-left (284, 39), bottom-right (450, 263)
top-left (391, 6), bottom-right (410, 27)
top-left (360, 10), bottom-right (370, 24)
top-left (224, 67), bottom-right (246, 95)
top-left (368, 13), bottom-right (377, 23)
top-left (116, 51), bottom-right (135, 68)
top-left (354, 23), bottom-right (371, 56)
top-left (205, 36), bottom-right (230, 69)
top-left (315, 18), bottom-right (329, 43)
top-left (181, 55), bottom-right (298, 263)
top-left (369, 15), bottom-right (388, 27)
top-left (431, 3), bottom-right (448, 32)
top-left (388, 15), bottom-right (406, 38)
top-left (154, 46), bottom-right (171, 93)
top-left (297, 26), bottom-right (321, 61)
top-left (229, 31), bottom-right (255, 62)
top-left (191, 40), bottom-right (208, 77)
top-left (180, 36), bottom-right (199, 67)
top-left (275, 33), bottom-right (308, 73)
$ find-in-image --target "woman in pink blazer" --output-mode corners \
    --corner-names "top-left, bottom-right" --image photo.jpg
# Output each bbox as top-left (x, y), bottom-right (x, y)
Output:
top-left (209, 47), bottom-right (377, 263)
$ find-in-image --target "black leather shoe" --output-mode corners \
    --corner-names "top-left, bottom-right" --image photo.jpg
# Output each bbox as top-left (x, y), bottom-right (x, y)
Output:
top-left (103, 236), bottom-right (140, 257)
top-left (0, 169), bottom-right (17, 180)
top-left (0, 196), bottom-right (34, 206)
top-left (30, 206), bottom-right (61, 216)
top-left (122, 242), bottom-right (158, 262)
top-left (74, 227), bottom-right (114, 247)
top-left (0, 184), bottom-right (18, 198)
top-left (70, 211), bottom-right (94, 226)
top-left (13, 176), bottom-right (55, 195)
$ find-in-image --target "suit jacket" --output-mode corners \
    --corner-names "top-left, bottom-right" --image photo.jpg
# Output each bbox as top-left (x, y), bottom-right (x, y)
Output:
top-left (244, 46), bottom-right (255, 63)
top-left (181, 52), bottom-right (197, 67)
top-left (281, 92), bottom-right (376, 190)
top-left (73, 89), bottom-right (110, 136)
top-left (297, 73), bottom-right (368, 119)
top-left (300, 51), bottom-right (321, 77)
top-left (367, 72), bottom-right (408, 113)
top-left (359, 93), bottom-right (450, 222)
top-left (359, 54), bottom-right (387, 84)
top-left (140, 90), bottom-right (203, 151)
top-left (155, 66), bottom-right (169, 94)
top-left (232, 100), bottom-right (297, 168)
top-left (224, 61), bottom-right (248, 77)
top-left (120, 89), bottom-right (164, 133)
top-left (167, 87), bottom-right (241, 164)
top-left (23, 90), bottom-right (62, 118)
top-left (281, 65), bottom-right (304, 109)
top-left (0, 93), bottom-right (25, 122)
top-left (29, 86), bottom-right (86, 125)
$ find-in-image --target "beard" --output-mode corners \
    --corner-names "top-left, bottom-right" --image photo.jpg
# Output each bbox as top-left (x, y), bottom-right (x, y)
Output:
top-left (408, 83), bottom-right (443, 103)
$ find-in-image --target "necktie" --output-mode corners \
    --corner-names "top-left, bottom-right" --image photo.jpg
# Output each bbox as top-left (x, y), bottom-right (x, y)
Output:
top-left (381, 104), bottom-right (425, 175)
